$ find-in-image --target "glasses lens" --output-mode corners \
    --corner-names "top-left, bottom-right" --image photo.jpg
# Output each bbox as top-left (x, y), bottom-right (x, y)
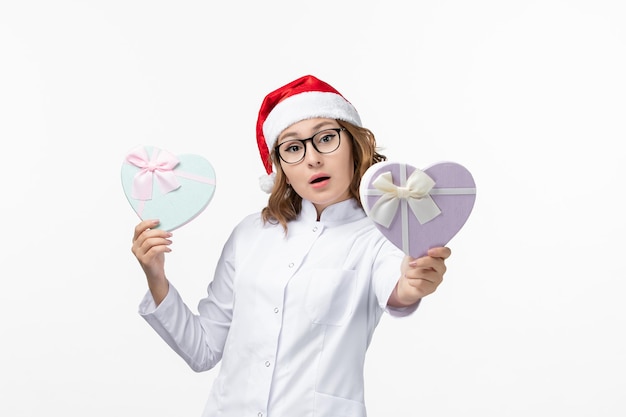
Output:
top-left (313, 129), bottom-right (341, 154)
top-left (278, 141), bottom-right (305, 164)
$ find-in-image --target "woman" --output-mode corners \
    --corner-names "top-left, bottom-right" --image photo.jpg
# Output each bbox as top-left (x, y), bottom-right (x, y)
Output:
top-left (132, 74), bottom-right (450, 417)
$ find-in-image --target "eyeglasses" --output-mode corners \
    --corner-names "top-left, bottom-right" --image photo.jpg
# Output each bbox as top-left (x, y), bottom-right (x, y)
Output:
top-left (275, 128), bottom-right (346, 165)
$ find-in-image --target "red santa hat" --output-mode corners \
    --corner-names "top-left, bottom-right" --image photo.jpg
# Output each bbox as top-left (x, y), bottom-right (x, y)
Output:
top-left (256, 75), bottom-right (362, 193)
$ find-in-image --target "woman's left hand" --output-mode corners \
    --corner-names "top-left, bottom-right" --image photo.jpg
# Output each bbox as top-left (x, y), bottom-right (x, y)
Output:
top-left (389, 246), bottom-right (451, 307)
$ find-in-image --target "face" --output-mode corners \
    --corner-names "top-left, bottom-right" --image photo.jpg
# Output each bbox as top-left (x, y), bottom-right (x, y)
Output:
top-left (277, 118), bottom-right (354, 216)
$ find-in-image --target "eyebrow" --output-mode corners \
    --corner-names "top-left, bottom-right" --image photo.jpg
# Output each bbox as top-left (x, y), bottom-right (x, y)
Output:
top-left (279, 121), bottom-right (338, 142)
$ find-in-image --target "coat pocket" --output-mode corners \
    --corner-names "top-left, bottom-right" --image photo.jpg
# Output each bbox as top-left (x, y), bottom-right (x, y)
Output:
top-left (314, 391), bottom-right (366, 417)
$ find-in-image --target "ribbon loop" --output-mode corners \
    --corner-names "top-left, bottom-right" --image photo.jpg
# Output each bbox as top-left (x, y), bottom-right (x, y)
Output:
top-left (368, 169), bottom-right (442, 228)
top-left (125, 146), bottom-right (181, 200)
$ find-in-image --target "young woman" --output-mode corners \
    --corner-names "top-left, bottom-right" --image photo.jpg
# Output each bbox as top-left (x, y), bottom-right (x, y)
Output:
top-left (132, 75), bottom-right (451, 417)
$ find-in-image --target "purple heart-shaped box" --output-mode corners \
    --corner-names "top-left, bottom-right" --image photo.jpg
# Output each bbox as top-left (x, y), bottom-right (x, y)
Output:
top-left (359, 161), bottom-right (476, 258)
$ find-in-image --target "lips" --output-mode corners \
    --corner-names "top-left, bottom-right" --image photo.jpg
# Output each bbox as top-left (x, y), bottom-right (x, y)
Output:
top-left (309, 174), bottom-right (330, 184)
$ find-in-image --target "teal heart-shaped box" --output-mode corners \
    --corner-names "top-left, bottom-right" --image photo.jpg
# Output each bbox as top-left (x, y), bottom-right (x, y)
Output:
top-left (121, 145), bottom-right (216, 231)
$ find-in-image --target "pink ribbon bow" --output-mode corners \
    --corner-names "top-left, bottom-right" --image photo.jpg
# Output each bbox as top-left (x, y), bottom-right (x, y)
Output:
top-left (125, 146), bottom-right (181, 200)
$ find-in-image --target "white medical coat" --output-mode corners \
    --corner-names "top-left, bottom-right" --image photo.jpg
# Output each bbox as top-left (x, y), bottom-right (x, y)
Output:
top-left (139, 199), bottom-right (417, 417)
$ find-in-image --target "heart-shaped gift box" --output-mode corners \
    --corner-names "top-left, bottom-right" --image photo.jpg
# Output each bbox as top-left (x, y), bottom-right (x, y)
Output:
top-left (359, 161), bottom-right (476, 258)
top-left (121, 145), bottom-right (216, 231)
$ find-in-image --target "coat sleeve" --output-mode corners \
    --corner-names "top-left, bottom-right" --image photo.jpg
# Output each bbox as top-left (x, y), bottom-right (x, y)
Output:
top-left (138, 224), bottom-right (239, 372)
top-left (372, 239), bottom-right (420, 318)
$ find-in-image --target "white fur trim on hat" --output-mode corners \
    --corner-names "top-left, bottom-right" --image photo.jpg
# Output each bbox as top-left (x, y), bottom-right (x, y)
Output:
top-left (262, 91), bottom-right (362, 151)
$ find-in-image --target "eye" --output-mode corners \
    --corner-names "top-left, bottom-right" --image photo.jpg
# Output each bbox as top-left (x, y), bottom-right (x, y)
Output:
top-left (316, 130), bottom-right (337, 144)
top-left (281, 141), bottom-right (303, 154)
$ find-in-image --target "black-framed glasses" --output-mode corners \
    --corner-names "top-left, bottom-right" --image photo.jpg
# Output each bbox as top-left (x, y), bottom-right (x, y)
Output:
top-left (275, 128), bottom-right (346, 165)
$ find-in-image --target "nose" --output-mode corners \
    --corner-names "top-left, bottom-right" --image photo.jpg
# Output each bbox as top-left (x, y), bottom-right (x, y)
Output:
top-left (303, 141), bottom-right (322, 166)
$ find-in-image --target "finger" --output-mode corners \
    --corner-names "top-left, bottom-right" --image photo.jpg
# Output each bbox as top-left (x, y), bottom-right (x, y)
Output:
top-left (405, 258), bottom-right (446, 281)
top-left (405, 269), bottom-right (441, 284)
top-left (427, 246), bottom-right (451, 260)
top-left (409, 255), bottom-right (446, 272)
top-left (133, 219), bottom-right (161, 242)
top-left (133, 225), bottom-right (171, 251)
top-left (407, 247), bottom-right (450, 267)
top-left (141, 243), bottom-right (172, 261)
top-left (132, 228), bottom-right (173, 258)
top-left (138, 235), bottom-right (172, 254)
top-left (405, 270), bottom-right (443, 291)
top-left (404, 275), bottom-right (436, 286)
top-left (403, 274), bottom-right (440, 298)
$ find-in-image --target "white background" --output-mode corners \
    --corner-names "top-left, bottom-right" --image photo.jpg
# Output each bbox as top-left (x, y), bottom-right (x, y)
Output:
top-left (1, 1), bottom-right (625, 416)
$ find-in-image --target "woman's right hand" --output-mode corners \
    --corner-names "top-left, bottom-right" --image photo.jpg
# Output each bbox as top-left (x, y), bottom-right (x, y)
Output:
top-left (131, 219), bottom-right (172, 304)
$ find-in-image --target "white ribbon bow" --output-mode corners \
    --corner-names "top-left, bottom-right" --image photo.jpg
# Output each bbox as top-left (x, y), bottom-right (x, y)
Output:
top-left (369, 169), bottom-right (442, 228)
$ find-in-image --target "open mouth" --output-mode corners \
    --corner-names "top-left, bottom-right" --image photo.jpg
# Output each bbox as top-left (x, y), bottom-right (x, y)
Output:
top-left (310, 176), bottom-right (330, 184)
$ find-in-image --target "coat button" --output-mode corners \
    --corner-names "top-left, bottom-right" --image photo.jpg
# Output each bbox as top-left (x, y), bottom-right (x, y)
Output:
top-left (265, 361), bottom-right (271, 367)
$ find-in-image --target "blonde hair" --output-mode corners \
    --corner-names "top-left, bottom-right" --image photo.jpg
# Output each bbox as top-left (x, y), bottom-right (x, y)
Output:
top-left (261, 120), bottom-right (386, 232)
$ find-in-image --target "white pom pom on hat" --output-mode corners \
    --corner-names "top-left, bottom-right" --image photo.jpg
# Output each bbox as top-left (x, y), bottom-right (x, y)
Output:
top-left (256, 75), bottom-right (362, 193)
top-left (258, 172), bottom-right (276, 194)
